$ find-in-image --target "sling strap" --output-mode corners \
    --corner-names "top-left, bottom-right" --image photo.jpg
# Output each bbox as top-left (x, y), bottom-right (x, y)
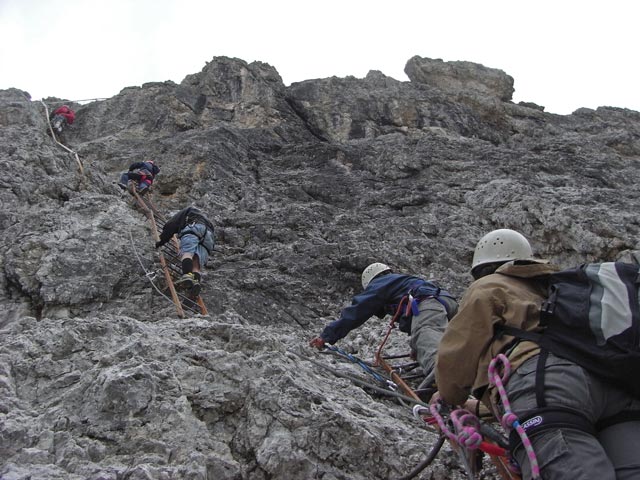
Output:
top-left (508, 407), bottom-right (596, 452)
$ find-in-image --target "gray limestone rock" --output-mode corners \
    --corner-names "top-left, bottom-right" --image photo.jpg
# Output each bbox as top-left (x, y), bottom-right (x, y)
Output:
top-left (405, 56), bottom-right (515, 102)
top-left (1, 55), bottom-right (639, 479)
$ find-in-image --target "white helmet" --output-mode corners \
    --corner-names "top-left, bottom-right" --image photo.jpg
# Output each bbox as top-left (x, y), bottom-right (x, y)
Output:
top-left (361, 263), bottom-right (392, 289)
top-left (471, 229), bottom-right (535, 272)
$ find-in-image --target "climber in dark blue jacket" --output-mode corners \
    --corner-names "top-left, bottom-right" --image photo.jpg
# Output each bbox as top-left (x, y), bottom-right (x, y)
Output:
top-left (310, 263), bottom-right (458, 377)
top-left (118, 160), bottom-right (160, 194)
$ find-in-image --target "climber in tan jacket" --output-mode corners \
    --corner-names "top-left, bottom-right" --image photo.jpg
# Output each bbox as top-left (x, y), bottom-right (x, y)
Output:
top-left (434, 229), bottom-right (640, 480)
top-left (435, 259), bottom-right (555, 412)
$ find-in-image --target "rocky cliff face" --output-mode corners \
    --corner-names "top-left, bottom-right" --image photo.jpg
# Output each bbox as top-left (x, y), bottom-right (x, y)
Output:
top-left (1, 56), bottom-right (639, 480)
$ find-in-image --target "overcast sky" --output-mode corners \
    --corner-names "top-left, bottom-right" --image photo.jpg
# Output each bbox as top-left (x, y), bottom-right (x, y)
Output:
top-left (1, 0), bottom-right (638, 115)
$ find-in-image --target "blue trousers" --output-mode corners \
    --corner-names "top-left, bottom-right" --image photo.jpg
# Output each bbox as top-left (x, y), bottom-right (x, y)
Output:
top-left (178, 224), bottom-right (214, 266)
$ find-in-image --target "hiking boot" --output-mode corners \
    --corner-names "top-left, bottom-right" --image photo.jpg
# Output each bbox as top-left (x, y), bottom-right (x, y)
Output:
top-left (190, 280), bottom-right (201, 297)
top-left (175, 273), bottom-right (195, 290)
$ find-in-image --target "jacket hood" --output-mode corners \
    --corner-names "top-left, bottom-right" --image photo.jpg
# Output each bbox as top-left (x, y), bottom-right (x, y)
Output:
top-left (495, 260), bottom-right (559, 279)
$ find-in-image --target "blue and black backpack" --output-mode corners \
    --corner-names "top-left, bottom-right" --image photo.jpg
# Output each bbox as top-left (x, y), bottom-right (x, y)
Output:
top-left (499, 261), bottom-right (640, 397)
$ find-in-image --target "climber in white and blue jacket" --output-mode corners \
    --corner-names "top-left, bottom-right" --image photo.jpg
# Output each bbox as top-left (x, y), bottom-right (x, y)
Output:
top-left (310, 263), bottom-right (458, 377)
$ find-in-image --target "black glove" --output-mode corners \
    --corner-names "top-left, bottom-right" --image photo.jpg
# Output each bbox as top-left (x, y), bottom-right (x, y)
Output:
top-left (155, 240), bottom-right (162, 249)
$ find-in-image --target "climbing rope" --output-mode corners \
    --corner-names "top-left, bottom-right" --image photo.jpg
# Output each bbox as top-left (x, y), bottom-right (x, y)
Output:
top-left (322, 344), bottom-right (392, 387)
top-left (39, 97), bottom-right (108, 104)
top-left (488, 354), bottom-right (540, 479)
top-left (374, 316), bottom-right (519, 480)
top-left (0, 98), bottom-right (108, 105)
top-left (294, 347), bottom-right (426, 405)
top-left (419, 403), bottom-right (483, 450)
top-left (127, 190), bottom-right (208, 317)
top-left (307, 338), bottom-right (517, 480)
top-left (297, 344), bottom-right (457, 480)
top-left (393, 434), bottom-right (446, 480)
top-left (417, 404), bottom-right (478, 479)
top-left (128, 228), bottom-right (175, 307)
top-left (374, 295), bottom-right (409, 364)
top-left (413, 401), bottom-right (516, 479)
top-left (128, 225), bottom-right (201, 315)
top-left (40, 100), bottom-right (84, 174)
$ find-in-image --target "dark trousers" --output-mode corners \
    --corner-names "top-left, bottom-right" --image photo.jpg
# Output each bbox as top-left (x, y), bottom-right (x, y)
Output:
top-left (505, 353), bottom-right (640, 480)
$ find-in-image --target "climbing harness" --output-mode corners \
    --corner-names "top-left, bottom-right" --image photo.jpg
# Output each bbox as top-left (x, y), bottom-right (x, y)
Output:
top-left (40, 100), bottom-right (84, 174)
top-left (179, 221), bottom-right (214, 254)
top-left (488, 354), bottom-right (540, 479)
top-left (389, 281), bottom-right (455, 334)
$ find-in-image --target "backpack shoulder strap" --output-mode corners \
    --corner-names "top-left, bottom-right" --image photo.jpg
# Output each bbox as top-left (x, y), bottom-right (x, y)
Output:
top-left (495, 323), bottom-right (541, 342)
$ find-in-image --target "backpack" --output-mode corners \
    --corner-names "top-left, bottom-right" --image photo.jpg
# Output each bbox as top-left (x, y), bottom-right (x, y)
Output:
top-left (499, 262), bottom-right (640, 397)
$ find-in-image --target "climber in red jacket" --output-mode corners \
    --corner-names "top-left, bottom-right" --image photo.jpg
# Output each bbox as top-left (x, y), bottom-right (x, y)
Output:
top-left (50, 105), bottom-right (75, 133)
